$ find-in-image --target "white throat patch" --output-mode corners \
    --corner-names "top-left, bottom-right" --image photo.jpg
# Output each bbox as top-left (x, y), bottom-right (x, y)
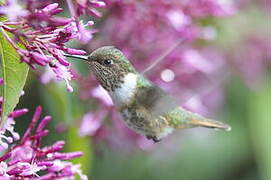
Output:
top-left (109, 73), bottom-right (137, 107)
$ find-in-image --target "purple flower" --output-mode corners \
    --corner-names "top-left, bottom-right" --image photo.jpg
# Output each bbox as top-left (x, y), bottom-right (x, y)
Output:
top-left (51, 63), bottom-right (74, 92)
top-left (0, 0), bottom-right (28, 21)
top-left (77, 20), bottom-right (97, 44)
top-left (91, 85), bottom-right (113, 106)
top-left (41, 63), bottom-right (74, 92)
top-left (0, 0), bottom-right (104, 92)
top-left (73, 0), bottom-right (238, 149)
top-left (186, 0), bottom-right (236, 17)
top-left (79, 110), bottom-right (107, 136)
top-left (0, 79), bottom-right (87, 179)
top-left (182, 49), bottom-right (215, 74)
top-left (0, 106), bottom-right (87, 179)
top-left (67, 0), bottom-right (106, 18)
top-left (166, 10), bottom-right (191, 30)
top-left (230, 35), bottom-right (271, 88)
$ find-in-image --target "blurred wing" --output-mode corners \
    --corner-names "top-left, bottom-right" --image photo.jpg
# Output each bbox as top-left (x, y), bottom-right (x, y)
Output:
top-left (142, 38), bottom-right (184, 75)
top-left (135, 85), bottom-right (179, 117)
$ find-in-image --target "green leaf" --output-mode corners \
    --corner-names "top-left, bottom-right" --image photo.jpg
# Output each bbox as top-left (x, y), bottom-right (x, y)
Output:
top-left (0, 30), bottom-right (29, 126)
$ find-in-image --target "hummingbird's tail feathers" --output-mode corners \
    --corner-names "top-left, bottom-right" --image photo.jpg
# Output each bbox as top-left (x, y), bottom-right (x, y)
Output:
top-left (187, 118), bottom-right (231, 131)
top-left (171, 107), bottom-right (231, 131)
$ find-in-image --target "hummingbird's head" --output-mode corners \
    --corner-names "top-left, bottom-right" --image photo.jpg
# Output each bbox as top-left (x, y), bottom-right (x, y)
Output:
top-left (87, 46), bottom-right (136, 91)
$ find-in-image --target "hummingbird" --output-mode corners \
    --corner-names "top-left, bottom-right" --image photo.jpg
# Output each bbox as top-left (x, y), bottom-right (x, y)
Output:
top-left (66, 46), bottom-right (231, 142)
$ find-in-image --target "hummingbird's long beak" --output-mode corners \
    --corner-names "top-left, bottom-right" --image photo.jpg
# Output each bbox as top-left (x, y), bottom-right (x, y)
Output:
top-left (64, 54), bottom-right (89, 62)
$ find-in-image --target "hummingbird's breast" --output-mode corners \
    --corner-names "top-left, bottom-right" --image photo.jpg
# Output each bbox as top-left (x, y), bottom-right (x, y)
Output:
top-left (108, 73), bottom-right (138, 107)
top-left (108, 73), bottom-right (175, 140)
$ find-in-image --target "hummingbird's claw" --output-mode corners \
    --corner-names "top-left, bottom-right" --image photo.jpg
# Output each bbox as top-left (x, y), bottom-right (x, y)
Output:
top-left (146, 135), bottom-right (161, 143)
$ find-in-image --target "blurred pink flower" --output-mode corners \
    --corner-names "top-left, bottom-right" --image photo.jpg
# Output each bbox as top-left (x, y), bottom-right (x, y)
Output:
top-left (79, 111), bottom-right (107, 136)
top-left (0, 0), bottom-right (28, 21)
top-left (0, 106), bottom-right (86, 179)
top-left (77, 20), bottom-right (97, 44)
top-left (91, 85), bottom-right (113, 107)
top-left (67, 0), bottom-right (106, 18)
top-left (52, 63), bottom-right (74, 92)
top-left (166, 10), bottom-right (191, 30)
top-left (230, 35), bottom-right (271, 88)
top-left (75, 0), bottom-right (236, 149)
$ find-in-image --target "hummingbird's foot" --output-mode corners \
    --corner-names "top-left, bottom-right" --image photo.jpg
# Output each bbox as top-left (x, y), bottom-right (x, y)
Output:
top-left (146, 135), bottom-right (161, 143)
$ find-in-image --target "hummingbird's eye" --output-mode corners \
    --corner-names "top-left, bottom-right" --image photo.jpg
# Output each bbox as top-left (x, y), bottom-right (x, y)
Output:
top-left (103, 59), bottom-right (113, 66)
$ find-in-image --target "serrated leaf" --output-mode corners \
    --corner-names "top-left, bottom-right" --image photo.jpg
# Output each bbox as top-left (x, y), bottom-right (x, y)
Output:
top-left (0, 30), bottom-right (29, 126)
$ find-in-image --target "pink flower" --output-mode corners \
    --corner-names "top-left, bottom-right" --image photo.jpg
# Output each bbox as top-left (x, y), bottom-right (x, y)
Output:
top-left (0, 105), bottom-right (87, 179)
top-left (77, 20), bottom-right (97, 44)
top-left (166, 10), bottom-right (191, 30)
top-left (0, 0), bottom-right (104, 91)
top-left (74, 0), bottom-right (237, 149)
top-left (67, 0), bottom-right (106, 18)
top-left (17, 162), bottom-right (44, 176)
top-left (79, 111), bottom-right (106, 136)
top-left (40, 60), bottom-right (74, 92)
top-left (91, 85), bottom-right (113, 106)
top-left (0, 162), bottom-right (9, 178)
top-left (182, 49), bottom-right (215, 74)
top-left (0, 0), bottom-right (28, 21)
top-left (51, 63), bottom-right (74, 92)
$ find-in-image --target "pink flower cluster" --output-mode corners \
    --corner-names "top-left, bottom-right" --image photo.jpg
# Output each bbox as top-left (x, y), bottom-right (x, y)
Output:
top-left (230, 34), bottom-right (271, 88)
top-left (0, 79), bottom-right (87, 179)
top-left (67, 0), bottom-right (106, 18)
top-left (0, 0), bottom-right (105, 92)
top-left (91, 0), bottom-right (235, 111)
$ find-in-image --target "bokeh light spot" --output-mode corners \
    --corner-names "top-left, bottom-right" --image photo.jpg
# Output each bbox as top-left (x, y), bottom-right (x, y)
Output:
top-left (161, 69), bottom-right (175, 82)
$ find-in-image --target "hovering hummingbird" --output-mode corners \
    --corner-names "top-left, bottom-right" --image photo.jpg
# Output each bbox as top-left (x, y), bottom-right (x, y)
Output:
top-left (66, 46), bottom-right (231, 142)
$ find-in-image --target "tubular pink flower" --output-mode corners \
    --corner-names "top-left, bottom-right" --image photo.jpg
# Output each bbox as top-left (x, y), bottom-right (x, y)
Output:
top-left (51, 63), bottom-right (74, 92)
top-left (49, 152), bottom-right (83, 160)
top-left (36, 116), bottom-right (51, 133)
top-left (0, 0), bottom-right (104, 92)
top-left (0, 106), bottom-right (86, 179)
top-left (74, 0), bottom-right (237, 149)
top-left (0, 0), bottom-right (28, 21)
top-left (42, 141), bottom-right (65, 154)
top-left (41, 3), bottom-right (59, 13)
top-left (69, 0), bottom-right (106, 18)
top-left (61, 47), bottom-right (87, 55)
top-left (8, 109), bottom-right (28, 118)
top-left (79, 110), bottom-right (107, 136)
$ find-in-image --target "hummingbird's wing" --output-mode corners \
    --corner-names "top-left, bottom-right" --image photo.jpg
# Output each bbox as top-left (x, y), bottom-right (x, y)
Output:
top-left (142, 39), bottom-right (184, 75)
top-left (135, 84), bottom-right (179, 117)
